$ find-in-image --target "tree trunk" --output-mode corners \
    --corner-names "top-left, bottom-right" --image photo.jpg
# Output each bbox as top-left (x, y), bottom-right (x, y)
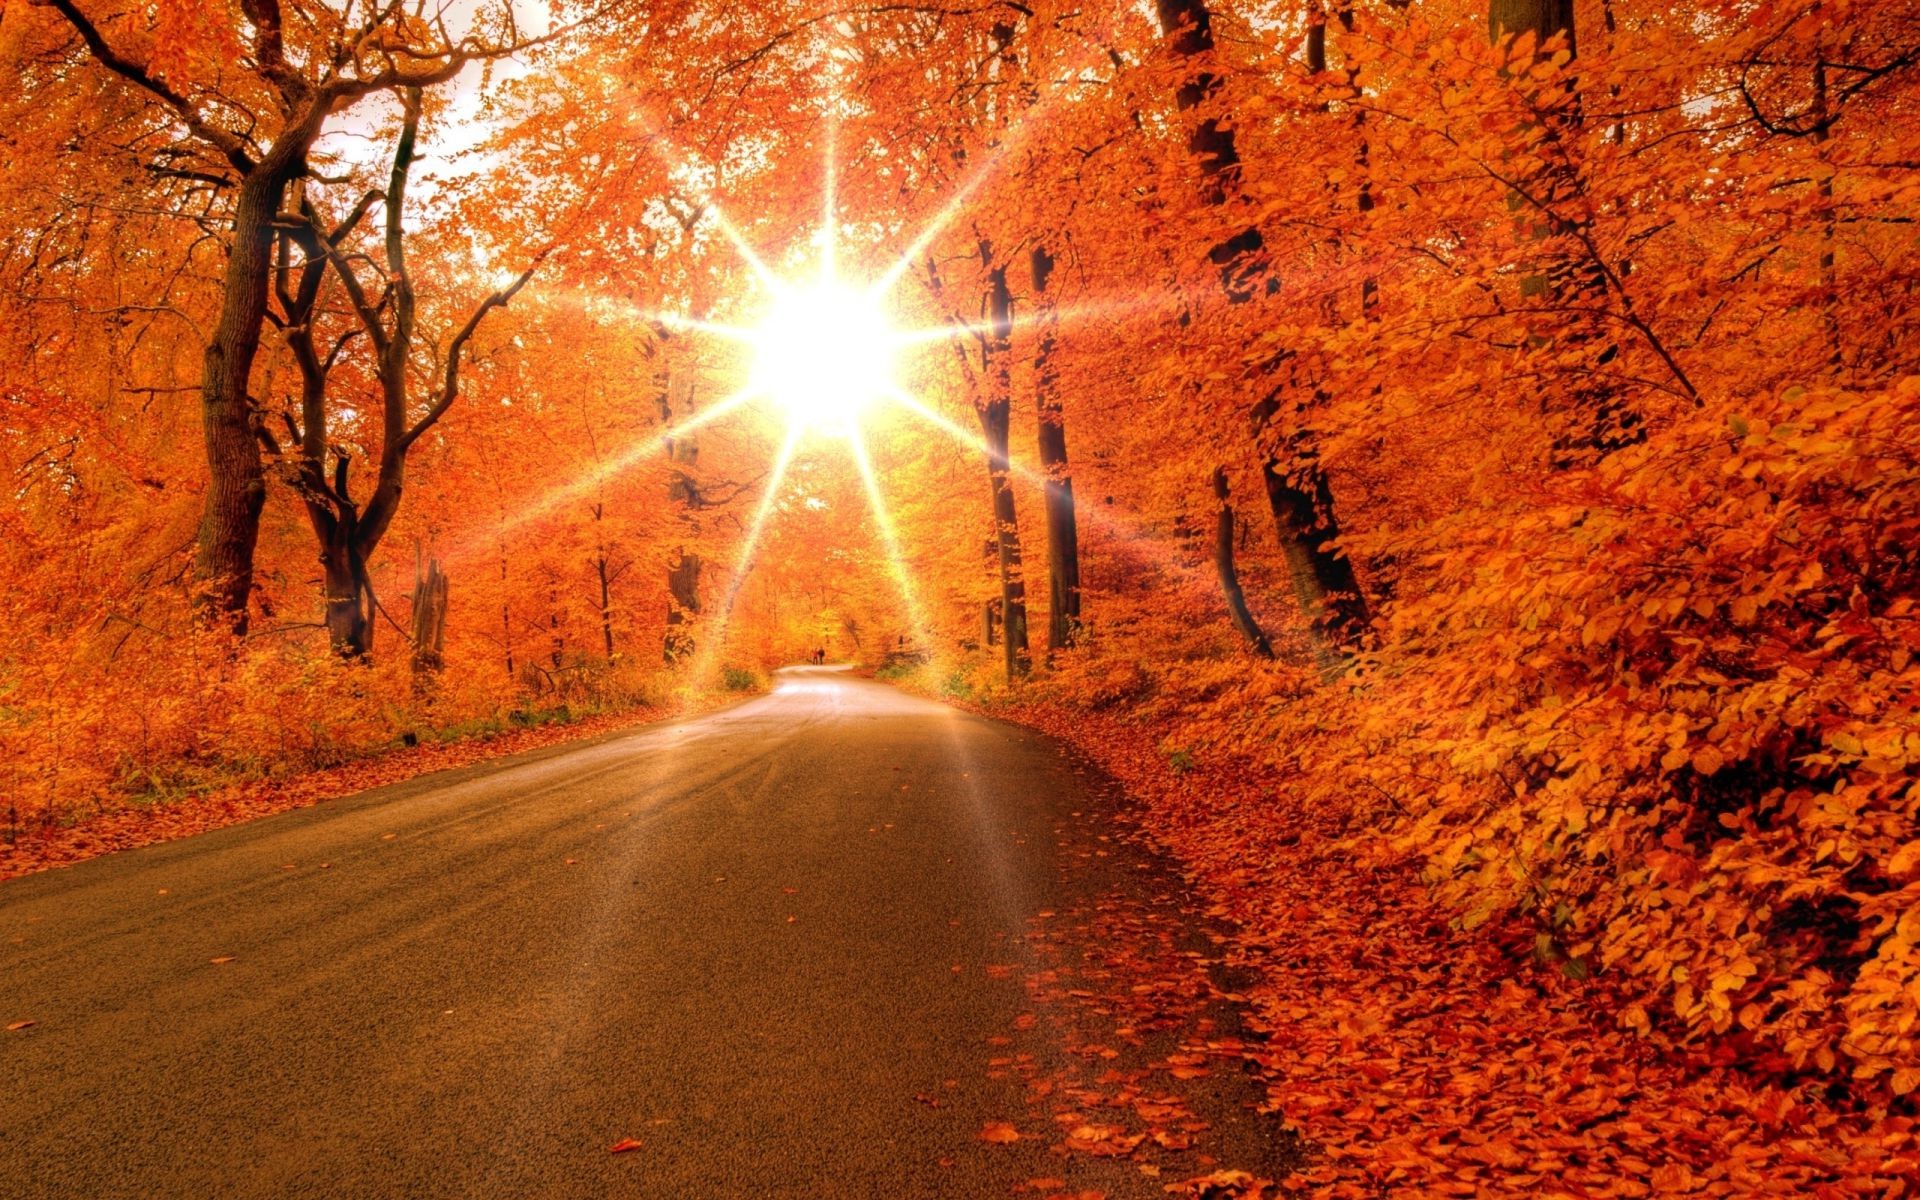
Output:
top-left (1155, 0), bottom-right (1368, 664)
top-left (1488, 0), bottom-right (1644, 459)
top-left (1813, 57), bottom-right (1842, 373)
top-left (187, 87), bottom-right (334, 633)
top-left (978, 263), bottom-right (1031, 680)
top-left (279, 216), bottom-right (372, 660)
top-left (411, 557), bottom-right (448, 676)
top-left (498, 539), bottom-right (516, 679)
top-left (320, 516), bottom-right (373, 658)
top-left (294, 90), bottom-right (529, 663)
top-left (1489, 0), bottom-right (1577, 53)
top-left (1031, 246), bottom-right (1081, 657)
top-left (1214, 468), bottom-right (1275, 659)
top-left (665, 550), bottom-right (702, 663)
top-left (597, 555), bottom-right (616, 660)
top-left (192, 169), bottom-right (285, 632)
top-left (1262, 457), bottom-right (1363, 672)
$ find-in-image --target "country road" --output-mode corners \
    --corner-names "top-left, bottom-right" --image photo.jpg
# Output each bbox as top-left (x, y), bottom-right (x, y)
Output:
top-left (0, 667), bottom-right (1294, 1198)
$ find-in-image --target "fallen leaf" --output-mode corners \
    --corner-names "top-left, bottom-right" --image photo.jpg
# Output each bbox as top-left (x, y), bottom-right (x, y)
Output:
top-left (209, 956), bottom-right (235, 964)
top-left (608, 1138), bottom-right (643, 1154)
top-left (7, 1020), bottom-right (34, 1031)
top-left (980, 1121), bottom-right (1022, 1144)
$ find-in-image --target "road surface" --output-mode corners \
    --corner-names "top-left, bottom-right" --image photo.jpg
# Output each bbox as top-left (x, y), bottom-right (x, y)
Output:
top-left (1, 667), bottom-right (1294, 1198)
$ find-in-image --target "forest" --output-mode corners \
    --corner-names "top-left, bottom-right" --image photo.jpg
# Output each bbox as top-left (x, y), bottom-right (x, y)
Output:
top-left (2, 0), bottom-right (1918, 1194)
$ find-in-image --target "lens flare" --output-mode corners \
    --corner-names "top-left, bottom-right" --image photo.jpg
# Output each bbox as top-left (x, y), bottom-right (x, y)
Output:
top-left (749, 282), bottom-right (898, 431)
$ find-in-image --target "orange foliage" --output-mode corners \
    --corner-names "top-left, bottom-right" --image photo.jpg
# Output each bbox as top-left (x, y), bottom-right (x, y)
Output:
top-left (5, 0), bottom-right (1920, 1189)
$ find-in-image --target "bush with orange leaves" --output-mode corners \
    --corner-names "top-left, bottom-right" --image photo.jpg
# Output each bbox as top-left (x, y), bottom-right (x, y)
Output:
top-left (1390, 376), bottom-right (1920, 1087)
top-left (1073, 376), bottom-right (1920, 1099)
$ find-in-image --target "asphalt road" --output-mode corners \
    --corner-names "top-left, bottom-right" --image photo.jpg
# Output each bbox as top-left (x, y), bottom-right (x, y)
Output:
top-left (1, 667), bottom-right (1294, 1198)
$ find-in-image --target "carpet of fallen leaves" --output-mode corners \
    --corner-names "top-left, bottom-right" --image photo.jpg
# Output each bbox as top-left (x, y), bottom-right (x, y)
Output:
top-left (968, 783), bottom-right (1303, 1198)
top-left (987, 702), bottom-right (1920, 1199)
top-left (0, 700), bottom-right (718, 883)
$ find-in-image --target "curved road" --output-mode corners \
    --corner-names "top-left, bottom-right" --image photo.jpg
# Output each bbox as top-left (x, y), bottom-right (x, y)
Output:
top-left (1, 667), bottom-right (1292, 1198)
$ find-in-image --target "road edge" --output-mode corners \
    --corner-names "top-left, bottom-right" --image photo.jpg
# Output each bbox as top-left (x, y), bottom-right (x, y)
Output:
top-left (0, 688), bottom-right (762, 885)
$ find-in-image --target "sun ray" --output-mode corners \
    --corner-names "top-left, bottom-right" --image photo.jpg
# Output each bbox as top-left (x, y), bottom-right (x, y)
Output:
top-left (886, 295), bottom-right (1174, 349)
top-left (704, 207), bottom-right (784, 292)
top-left (822, 89), bottom-right (839, 283)
top-left (645, 313), bottom-right (761, 344)
top-left (866, 150), bottom-right (1008, 300)
top-left (878, 385), bottom-right (1198, 579)
top-left (866, 34), bottom-right (1127, 301)
top-left (451, 386), bottom-right (764, 550)
top-left (654, 385), bottom-right (763, 448)
top-left (623, 108), bottom-right (783, 288)
top-left (686, 424), bottom-right (804, 681)
top-left (883, 386), bottom-right (993, 458)
top-left (847, 426), bottom-right (936, 655)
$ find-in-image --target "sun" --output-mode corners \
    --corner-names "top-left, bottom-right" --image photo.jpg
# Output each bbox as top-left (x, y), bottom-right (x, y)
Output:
top-left (748, 280), bottom-right (899, 430)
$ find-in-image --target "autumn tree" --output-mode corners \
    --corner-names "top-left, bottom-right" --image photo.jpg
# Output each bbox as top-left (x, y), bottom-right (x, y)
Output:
top-left (1029, 243), bottom-right (1081, 654)
top-left (1154, 0), bottom-right (1369, 670)
top-left (283, 89), bottom-right (540, 657)
top-left (31, 0), bottom-right (576, 634)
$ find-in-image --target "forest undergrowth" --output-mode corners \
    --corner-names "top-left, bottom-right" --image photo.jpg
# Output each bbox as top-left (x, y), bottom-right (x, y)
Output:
top-left (884, 367), bottom-right (1920, 1194)
top-left (0, 651), bottom-right (758, 881)
top-left (916, 681), bottom-right (1920, 1196)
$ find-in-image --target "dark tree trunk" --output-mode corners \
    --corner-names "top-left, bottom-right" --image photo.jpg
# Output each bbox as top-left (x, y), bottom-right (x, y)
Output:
top-left (1813, 58), bottom-right (1842, 372)
top-left (279, 215), bottom-right (372, 660)
top-left (977, 262), bottom-right (1030, 680)
top-left (1213, 468), bottom-right (1274, 659)
top-left (1299, 3), bottom-right (1389, 629)
top-left (186, 85), bottom-right (335, 634)
top-left (1030, 246), bottom-right (1081, 657)
top-left (661, 362), bottom-right (704, 665)
top-left (293, 90), bottom-right (531, 662)
top-left (1262, 456), bottom-right (1364, 672)
top-left (590, 499), bottom-right (618, 661)
top-left (1155, 0), bottom-right (1369, 664)
top-left (1311, 3), bottom-right (1378, 321)
top-left (194, 167), bottom-right (296, 632)
top-left (320, 515), bottom-right (373, 658)
top-left (597, 555), bottom-right (616, 660)
top-left (498, 540), bottom-right (516, 679)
